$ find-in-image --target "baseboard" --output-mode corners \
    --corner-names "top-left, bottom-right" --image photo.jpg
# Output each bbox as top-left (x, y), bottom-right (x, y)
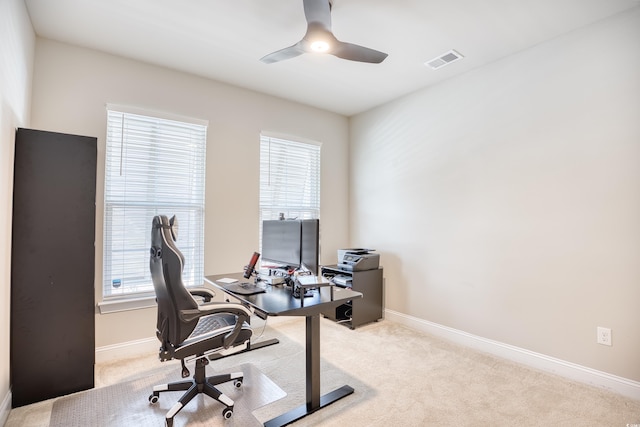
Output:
top-left (385, 309), bottom-right (640, 401)
top-left (95, 337), bottom-right (158, 363)
top-left (0, 389), bottom-right (11, 427)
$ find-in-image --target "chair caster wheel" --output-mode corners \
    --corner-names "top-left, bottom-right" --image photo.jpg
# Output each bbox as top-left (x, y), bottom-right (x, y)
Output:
top-left (233, 379), bottom-right (243, 388)
top-left (148, 394), bottom-right (159, 404)
top-left (223, 407), bottom-right (233, 419)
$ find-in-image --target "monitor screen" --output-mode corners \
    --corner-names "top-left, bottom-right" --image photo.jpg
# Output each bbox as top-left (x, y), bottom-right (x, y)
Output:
top-left (301, 219), bottom-right (320, 275)
top-left (262, 220), bottom-right (302, 268)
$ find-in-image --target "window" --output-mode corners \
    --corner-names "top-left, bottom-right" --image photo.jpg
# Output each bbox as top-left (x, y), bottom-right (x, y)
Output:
top-left (259, 134), bottom-right (321, 225)
top-left (103, 107), bottom-right (207, 298)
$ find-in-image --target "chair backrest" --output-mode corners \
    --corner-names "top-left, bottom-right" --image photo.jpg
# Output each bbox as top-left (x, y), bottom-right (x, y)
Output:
top-left (150, 215), bottom-right (200, 349)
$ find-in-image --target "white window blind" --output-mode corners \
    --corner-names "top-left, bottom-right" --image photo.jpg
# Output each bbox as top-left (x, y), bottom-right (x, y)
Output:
top-left (259, 134), bottom-right (321, 223)
top-left (104, 108), bottom-right (207, 297)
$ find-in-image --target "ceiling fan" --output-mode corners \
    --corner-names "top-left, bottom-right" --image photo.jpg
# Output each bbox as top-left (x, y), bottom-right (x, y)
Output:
top-left (260, 0), bottom-right (388, 64)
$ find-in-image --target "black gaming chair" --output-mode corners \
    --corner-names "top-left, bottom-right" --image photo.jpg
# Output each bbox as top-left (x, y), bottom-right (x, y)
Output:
top-left (148, 215), bottom-right (253, 427)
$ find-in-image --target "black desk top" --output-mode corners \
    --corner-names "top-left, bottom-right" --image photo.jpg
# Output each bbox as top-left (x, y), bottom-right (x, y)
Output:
top-left (204, 272), bottom-right (362, 317)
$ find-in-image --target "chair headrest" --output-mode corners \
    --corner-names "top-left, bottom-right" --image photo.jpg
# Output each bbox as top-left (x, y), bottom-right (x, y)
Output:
top-left (154, 214), bottom-right (179, 242)
top-left (168, 215), bottom-right (178, 242)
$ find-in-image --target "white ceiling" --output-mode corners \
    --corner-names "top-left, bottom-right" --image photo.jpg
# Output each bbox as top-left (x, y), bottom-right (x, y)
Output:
top-left (24, 0), bottom-right (639, 116)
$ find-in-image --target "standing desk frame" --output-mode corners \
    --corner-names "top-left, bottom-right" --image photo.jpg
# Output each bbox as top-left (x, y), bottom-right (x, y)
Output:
top-left (205, 273), bottom-right (362, 427)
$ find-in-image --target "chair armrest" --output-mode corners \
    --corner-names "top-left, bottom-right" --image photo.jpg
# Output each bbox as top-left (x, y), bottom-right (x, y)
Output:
top-left (194, 302), bottom-right (252, 318)
top-left (189, 286), bottom-right (216, 302)
top-left (179, 302), bottom-right (251, 332)
top-left (179, 302), bottom-right (252, 349)
top-left (222, 307), bottom-right (251, 349)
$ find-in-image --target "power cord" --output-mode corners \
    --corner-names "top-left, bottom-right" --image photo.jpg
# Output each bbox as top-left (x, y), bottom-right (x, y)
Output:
top-left (335, 307), bottom-right (352, 325)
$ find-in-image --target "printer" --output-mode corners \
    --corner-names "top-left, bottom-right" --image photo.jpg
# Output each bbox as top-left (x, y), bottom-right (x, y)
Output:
top-left (337, 248), bottom-right (380, 271)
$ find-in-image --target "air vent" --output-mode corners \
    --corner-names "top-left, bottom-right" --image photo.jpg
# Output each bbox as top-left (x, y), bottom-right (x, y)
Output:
top-left (425, 49), bottom-right (464, 70)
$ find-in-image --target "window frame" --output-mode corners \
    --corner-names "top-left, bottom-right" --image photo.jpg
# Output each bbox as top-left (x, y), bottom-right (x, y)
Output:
top-left (259, 132), bottom-right (321, 250)
top-left (100, 105), bottom-right (207, 307)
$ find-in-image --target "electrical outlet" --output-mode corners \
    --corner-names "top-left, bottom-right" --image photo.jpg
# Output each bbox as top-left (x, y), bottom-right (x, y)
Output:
top-left (597, 327), bottom-right (612, 346)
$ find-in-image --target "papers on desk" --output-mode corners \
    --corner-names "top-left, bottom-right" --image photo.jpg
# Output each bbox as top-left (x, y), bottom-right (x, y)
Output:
top-left (217, 277), bottom-right (238, 284)
top-left (296, 275), bottom-right (330, 287)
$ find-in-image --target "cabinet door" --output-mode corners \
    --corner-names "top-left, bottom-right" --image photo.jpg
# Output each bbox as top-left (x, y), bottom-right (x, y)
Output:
top-left (11, 128), bottom-right (96, 407)
top-left (351, 269), bottom-right (383, 327)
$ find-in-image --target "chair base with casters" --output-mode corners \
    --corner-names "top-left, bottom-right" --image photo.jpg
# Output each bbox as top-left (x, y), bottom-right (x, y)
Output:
top-left (149, 355), bottom-right (244, 427)
top-left (147, 311), bottom-right (252, 426)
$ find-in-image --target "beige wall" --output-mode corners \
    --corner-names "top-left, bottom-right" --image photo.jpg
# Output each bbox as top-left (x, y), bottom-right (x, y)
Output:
top-left (0, 0), bottom-right (34, 414)
top-left (350, 8), bottom-right (640, 381)
top-left (30, 39), bottom-right (350, 348)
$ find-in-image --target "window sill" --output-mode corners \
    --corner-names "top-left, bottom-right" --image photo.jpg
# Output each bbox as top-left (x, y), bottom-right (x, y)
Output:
top-left (97, 295), bottom-right (157, 314)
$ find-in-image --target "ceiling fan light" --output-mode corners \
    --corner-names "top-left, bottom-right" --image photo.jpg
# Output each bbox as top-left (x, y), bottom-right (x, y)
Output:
top-left (310, 40), bottom-right (330, 52)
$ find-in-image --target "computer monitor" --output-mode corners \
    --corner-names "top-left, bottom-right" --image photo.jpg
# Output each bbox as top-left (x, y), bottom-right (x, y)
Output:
top-left (262, 220), bottom-right (302, 269)
top-left (301, 219), bottom-right (320, 275)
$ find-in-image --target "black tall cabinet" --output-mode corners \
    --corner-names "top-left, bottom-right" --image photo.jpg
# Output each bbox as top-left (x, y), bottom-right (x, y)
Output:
top-left (10, 128), bottom-right (96, 407)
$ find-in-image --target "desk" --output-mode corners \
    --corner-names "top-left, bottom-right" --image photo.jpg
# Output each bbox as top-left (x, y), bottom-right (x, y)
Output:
top-left (205, 273), bottom-right (362, 427)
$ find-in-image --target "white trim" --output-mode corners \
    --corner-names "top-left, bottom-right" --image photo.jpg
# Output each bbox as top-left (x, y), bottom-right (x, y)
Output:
top-left (260, 130), bottom-right (323, 147)
top-left (97, 296), bottom-right (157, 314)
top-left (105, 103), bottom-right (209, 126)
top-left (385, 309), bottom-right (640, 401)
top-left (95, 337), bottom-right (159, 363)
top-left (0, 389), bottom-right (11, 427)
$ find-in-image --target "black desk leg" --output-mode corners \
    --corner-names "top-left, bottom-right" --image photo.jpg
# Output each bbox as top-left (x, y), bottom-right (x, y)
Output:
top-left (307, 313), bottom-right (321, 409)
top-left (264, 314), bottom-right (354, 427)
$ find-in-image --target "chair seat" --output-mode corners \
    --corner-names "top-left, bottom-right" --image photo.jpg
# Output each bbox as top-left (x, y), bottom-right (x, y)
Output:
top-left (190, 313), bottom-right (237, 338)
top-left (173, 313), bottom-right (252, 360)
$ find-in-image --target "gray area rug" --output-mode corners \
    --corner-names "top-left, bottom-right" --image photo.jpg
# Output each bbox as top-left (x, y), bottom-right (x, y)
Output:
top-left (49, 363), bottom-right (285, 427)
top-left (48, 323), bottom-right (373, 427)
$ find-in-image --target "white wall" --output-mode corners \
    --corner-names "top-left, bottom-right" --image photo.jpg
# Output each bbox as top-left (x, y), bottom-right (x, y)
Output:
top-left (30, 39), bottom-right (350, 348)
top-left (0, 0), bottom-right (34, 418)
top-left (350, 8), bottom-right (640, 381)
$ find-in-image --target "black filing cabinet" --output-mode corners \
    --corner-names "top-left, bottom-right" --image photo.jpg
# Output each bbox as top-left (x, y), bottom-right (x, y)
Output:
top-left (10, 128), bottom-right (96, 407)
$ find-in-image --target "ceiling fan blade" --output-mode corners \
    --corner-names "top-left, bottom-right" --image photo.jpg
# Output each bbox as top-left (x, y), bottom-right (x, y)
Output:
top-left (332, 41), bottom-right (388, 64)
top-left (260, 0), bottom-right (388, 64)
top-left (303, 0), bottom-right (332, 29)
top-left (260, 43), bottom-right (305, 64)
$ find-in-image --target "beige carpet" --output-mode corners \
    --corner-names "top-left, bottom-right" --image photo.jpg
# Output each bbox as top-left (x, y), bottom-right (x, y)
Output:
top-left (5, 316), bottom-right (640, 427)
top-left (210, 317), bottom-right (640, 426)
